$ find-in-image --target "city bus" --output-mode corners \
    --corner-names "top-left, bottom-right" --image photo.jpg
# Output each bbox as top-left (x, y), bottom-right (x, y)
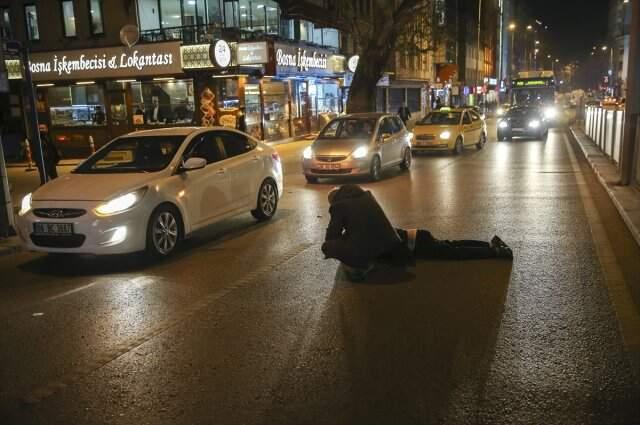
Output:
top-left (510, 71), bottom-right (559, 120)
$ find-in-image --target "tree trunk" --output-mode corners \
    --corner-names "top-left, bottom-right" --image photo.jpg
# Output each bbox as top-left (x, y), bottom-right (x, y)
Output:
top-left (347, 46), bottom-right (394, 113)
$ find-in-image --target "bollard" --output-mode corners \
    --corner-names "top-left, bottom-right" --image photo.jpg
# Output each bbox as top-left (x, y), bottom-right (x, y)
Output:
top-left (88, 135), bottom-right (96, 155)
top-left (24, 139), bottom-right (36, 172)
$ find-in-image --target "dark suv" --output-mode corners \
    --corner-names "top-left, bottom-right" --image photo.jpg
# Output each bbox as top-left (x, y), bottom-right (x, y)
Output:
top-left (497, 106), bottom-right (548, 141)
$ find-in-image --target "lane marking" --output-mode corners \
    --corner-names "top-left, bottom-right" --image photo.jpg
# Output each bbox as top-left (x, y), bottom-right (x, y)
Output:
top-left (564, 133), bottom-right (640, 352)
top-left (42, 280), bottom-right (102, 303)
top-left (20, 243), bottom-right (315, 405)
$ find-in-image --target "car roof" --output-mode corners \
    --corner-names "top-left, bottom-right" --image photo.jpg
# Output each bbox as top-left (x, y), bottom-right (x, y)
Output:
top-left (122, 126), bottom-right (243, 138)
top-left (341, 112), bottom-right (390, 119)
top-left (431, 108), bottom-right (466, 113)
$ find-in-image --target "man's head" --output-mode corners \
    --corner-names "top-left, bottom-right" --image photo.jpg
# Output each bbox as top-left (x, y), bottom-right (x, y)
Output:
top-left (328, 184), bottom-right (366, 205)
top-left (328, 187), bottom-right (340, 205)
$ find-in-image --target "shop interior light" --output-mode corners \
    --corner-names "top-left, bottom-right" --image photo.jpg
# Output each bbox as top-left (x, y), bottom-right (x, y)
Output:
top-left (210, 74), bottom-right (248, 79)
top-left (76, 81), bottom-right (95, 85)
top-left (36, 83), bottom-right (54, 87)
top-left (116, 79), bottom-right (137, 83)
top-left (153, 77), bottom-right (175, 81)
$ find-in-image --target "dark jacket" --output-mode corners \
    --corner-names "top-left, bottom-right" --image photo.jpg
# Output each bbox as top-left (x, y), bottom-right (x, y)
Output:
top-left (397, 106), bottom-right (411, 122)
top-left (322, 185), bottom-right (404, 268)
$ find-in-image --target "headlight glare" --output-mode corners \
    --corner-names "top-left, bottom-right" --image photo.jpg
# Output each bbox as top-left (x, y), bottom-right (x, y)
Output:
top-left (528, 120), bottom-right (541, 129)
top-left (95, 187), bottom-right (147, 216)
top-left (498, 121), bottom-right (509, 129)
top-left (440, 131), bottom-right (451, 140)
top-left (352, 146), bottom-right (369, 159)
top-left (497, 107), bottom-right (505, 116)
top-left (544, 107), bottom-right (557, 119)
top-left (19, 193), bottom-right (32, 216)
top-left (303, 146), bottom-right (313, 159)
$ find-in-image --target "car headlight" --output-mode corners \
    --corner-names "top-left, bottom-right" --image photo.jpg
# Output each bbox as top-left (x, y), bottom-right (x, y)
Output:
top-left (528, 120), bottom-right (541, 129)
top-left (544, 106), bottom-right (557, 119)
top-left (95, 187), bottom-right (147, 216)
top-left (498, 121), bottom-right (509, 129)
top-left (303, 146), bottom-right (313, 160)
top-left (352, 146), bottom-right (368, 159)
top-left (19, 192), bottom-right (32, 216)
top-left (440, 131), bottom-right (451, 140)
top-left (497, 107), bottom-right (505, 116)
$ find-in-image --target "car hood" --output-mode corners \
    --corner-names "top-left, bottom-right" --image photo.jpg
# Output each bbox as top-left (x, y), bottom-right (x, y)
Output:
top-left (32, 172), bottom-right (161, 202)
top-left (413, 125), bottom-right (454, 134)
top-left (312, 138), bottom-right (370, 156)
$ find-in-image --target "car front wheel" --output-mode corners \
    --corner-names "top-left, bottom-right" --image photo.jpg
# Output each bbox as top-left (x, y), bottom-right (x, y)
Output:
top-left (370, 156), bottom-right (382, 181)
top-left (146, 205), bottom-right (182, 258)
top-left (251, 179), bottom-right (278, 221)
top-left (453, 137), bottom-right (463, 155)
top-left (476, 133), bottom-right (486, 150)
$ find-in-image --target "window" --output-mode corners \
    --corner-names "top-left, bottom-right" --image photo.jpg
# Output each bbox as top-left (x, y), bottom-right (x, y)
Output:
top-left (1, 8), bottom-right (11, 38)
top-left (470, 111), bottom-right (481, 121)
top-left (186, 133), bottom-right (225, 164)
top-left (24, 5), bottom-right (40, 40)
top-left (392, 117), bottom-right (405, 132)
top-left (216, 131), bottom-right (255, 158)
top-left (379, 118), bottom-right (395, 136)
top-left (131, 79), bottom-right (195, 125)
top-left (138, 0), bottom-right (160, 31)
top-left (463, 113), bottom-right (472, 125)
top-left (160, 0), bottom-right (181, 28)
top-left (61, 1), bottom-right (77, 37)
top-left (48, 84), bottom-right (107, 127)
top-left (89, 0), bottom-right (104, 34)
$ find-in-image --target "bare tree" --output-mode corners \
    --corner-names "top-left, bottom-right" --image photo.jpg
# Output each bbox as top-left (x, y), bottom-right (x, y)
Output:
top-left (278, 0), bottom-right (442, 112)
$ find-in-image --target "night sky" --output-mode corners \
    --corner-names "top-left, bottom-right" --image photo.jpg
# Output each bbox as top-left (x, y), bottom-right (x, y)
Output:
top-left (525, 0), bottom-right (610, 62)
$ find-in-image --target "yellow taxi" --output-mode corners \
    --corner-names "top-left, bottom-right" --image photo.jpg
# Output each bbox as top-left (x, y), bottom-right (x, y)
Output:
top-left (411, 108), bottom-right (487, 154)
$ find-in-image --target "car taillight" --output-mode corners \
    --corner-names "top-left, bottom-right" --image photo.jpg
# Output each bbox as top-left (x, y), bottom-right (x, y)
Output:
top-left (271, 152), bottom-right (281, 162)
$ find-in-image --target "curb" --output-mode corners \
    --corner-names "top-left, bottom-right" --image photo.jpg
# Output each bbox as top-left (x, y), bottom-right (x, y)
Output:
top-left (568, 126), bottom-right (640, 248)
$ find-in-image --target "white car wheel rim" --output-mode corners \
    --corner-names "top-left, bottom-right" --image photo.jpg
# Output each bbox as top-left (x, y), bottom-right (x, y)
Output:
top-left (153, 212), bottom-right (178, 254)
top-left (260, 184), bottom-right (276, 216)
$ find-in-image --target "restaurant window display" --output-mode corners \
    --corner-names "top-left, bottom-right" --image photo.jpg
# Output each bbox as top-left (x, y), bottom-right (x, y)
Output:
top-left (314, 81), bottom-right (340, 129)
top-left (262, 80), bottom-right (290, 142)
top-left (131, 79), bottom-right (195, 126)
top-left (244, 83), bottom-right (262, 139)
top-left (290, 80), bottom-right (309, 137)
top-left (48, 84), bottom-right (107, 127)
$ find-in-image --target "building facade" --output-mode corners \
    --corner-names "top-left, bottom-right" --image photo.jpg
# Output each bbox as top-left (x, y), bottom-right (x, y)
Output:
top-left (0, 0), bottom-right (347, 158)
top-left (608, 0), bottom-right (632, 98)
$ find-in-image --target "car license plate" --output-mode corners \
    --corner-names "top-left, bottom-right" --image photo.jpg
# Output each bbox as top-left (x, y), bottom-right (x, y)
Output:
top-left (33, 222), bottom-right (74, 235)
top-left (319, 163), bottom-right (341, 170)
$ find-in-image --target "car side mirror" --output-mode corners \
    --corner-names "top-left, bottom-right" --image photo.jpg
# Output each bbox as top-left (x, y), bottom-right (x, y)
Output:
top-left (181, 157), bottom-right (207, 172)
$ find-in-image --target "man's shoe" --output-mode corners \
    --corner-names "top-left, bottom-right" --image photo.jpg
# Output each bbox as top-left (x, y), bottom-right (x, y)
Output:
top-left (494, 246), bottom-right (513, 259)
top-left (491, 235), bottom-right (508, 249)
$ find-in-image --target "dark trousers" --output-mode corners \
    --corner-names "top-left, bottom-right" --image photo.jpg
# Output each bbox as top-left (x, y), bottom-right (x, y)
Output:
top-left (404, 229), bottom-right (495, 260)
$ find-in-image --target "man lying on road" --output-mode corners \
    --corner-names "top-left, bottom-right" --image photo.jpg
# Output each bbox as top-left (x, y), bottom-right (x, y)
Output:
top-left (321, 184), bottom-right (513, 281)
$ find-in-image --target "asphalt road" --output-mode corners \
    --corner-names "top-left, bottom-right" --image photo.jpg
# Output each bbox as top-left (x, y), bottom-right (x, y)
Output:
top-left (1, 121), bottom-right (640, 424)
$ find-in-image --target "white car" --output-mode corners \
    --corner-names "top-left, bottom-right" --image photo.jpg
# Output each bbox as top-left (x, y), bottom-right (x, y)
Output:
top-left (16, 127), bottom-right (283, 257)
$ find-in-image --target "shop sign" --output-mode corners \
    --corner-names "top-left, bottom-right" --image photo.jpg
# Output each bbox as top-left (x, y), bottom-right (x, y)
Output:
top-left (237, 42), bottom-right (269, 65)
top-left (274, 43), bottom-right (334, 77)
top-left (210, 40), bottom-right (231, 68)
top-left (488, 77), bottom-right (497, 85)
top-left (28, 42), bottom-right (182, 81)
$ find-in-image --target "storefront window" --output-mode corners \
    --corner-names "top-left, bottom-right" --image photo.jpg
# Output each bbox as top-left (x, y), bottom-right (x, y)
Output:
top-left (48, 84), bottom-right (107, 127)
top-left (160, 0), bottom-right (181, 28)
top-left (89, 0), bottom-right (105, 35)
top-left (138, 0), bottom-right (160, 30)
top-left (315, 82), bottom-right (340, 128)
top-left (262, 80), bottom-right (290, 142)
top-left (24, 5), bottom-right (39, 41)
top-left (131, 79), bottom-right (195, 126)
top-left (244, 84), bottom-right (262, 139)
top-left (61, 1), bottom-right (77, 37)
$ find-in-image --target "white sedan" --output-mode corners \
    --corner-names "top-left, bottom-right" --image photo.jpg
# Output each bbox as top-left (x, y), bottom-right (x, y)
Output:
top-left (16, 127), bottom-right (283, 257)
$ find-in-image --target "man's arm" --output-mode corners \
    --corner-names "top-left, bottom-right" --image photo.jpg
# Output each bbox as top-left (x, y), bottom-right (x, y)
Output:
top-left (325, 204), bottom-right (346, 241)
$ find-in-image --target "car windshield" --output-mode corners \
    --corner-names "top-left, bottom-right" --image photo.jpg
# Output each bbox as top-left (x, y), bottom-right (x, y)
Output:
top-left (74, 136), bottom-right (186, 174)
top-left (319, 118), bottom-right (377, 139)
top-left (419, 112), bottom-right (462, 125)
top-left (506, 107), bottom-right (540, 118)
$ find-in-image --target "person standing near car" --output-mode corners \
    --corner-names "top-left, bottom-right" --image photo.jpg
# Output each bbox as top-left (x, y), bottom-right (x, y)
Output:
top-left (236, 106), bottom-right (247, 133)
top-left (38, 125), bottom-right (60, 180)
top-left (397, 102), bottom-right (412, 126)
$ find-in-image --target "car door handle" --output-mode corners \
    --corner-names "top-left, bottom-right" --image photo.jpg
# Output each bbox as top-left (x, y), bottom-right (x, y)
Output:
top-left (216, 168), bottom-right (226, 175)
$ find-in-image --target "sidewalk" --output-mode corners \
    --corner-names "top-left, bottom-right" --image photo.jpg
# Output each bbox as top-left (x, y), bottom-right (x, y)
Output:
top-left (569, 126), bottom-right (640, 247)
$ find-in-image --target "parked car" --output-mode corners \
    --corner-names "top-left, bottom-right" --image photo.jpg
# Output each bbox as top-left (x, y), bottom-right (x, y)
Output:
top-left (16, 127), bottom-right (283, 258)
top-left (411, 108), bottom-right (487, 155)
top-left (497, 105), bottom-right (549, 141)
top-left (302, 113), bottom-right (412, 182)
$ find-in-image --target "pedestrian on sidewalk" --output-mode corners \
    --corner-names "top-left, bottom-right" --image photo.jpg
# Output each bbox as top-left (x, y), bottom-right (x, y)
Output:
top-left (38, 125), bottom-right (60, 180)
top-left (397, 102), bottom-right (412, 126)
top-left (323, 185), bottom-right (513, 281)
top-left (236, 106), bottom-right (247, 133)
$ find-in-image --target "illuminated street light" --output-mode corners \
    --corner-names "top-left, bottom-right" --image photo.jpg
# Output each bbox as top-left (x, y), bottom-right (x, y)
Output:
top-left (527, 25), bottom-right (533, 30)
top-left (602, 45), bottom-right (608, 51)
top-left (535, 40), bottom-right (540, 45)
top-left (547, 54), bottom-right (552, 59)
top-left (509, 23), bottom-right (516, 31)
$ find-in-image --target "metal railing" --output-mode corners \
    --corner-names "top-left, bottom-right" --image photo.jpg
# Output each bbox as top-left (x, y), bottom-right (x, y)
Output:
top-left (139, 24), bottom-right (282, 45)
top-left (584, 106), bottom-right (626, 165)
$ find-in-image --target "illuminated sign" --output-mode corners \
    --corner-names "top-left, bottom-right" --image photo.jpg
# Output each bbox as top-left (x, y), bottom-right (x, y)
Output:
top-left (237, 42), bottom-right (269, 65)
top-left (347, 55), bottom-right (359, 73)
top-left (514, 79), bottom-right (550, 87)
top-left (275, 43), bottom-right (328, 72)
top-left (210, 40), bottom-right (231, 68)
top-left (28, 42), bottom-right (182, 81)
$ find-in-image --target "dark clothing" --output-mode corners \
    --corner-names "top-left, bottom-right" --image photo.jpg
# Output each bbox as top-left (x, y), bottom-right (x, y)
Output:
top-left (93, 110), bottom-right (106, 125)
top-left (322, 185), bottom-right (405, 268)
top-left (396, 229), bottom-right (495, 260)
top-left (39, 133), bottom-right (60, 180)
top-left (397, 106), bottom-right (411, 124)
top-left (237, 112), bottom-right (247, 133)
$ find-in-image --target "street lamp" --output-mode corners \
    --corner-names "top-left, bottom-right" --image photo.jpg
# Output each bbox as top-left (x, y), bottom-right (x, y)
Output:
top-left (509, 23), bottom-right (516, 76)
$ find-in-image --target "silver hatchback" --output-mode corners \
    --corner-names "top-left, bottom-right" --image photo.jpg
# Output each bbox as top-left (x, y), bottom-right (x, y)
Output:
top-left (302, 113), bottom-right (412, 182)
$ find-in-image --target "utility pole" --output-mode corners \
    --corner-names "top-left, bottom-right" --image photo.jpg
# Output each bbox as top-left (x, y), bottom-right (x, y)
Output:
top-left (0, 24), bottom-right (16, 237)
top-left (619, 0), bottom-right (639, 185)
top-left (476, 0), bottom-right (482, 109)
